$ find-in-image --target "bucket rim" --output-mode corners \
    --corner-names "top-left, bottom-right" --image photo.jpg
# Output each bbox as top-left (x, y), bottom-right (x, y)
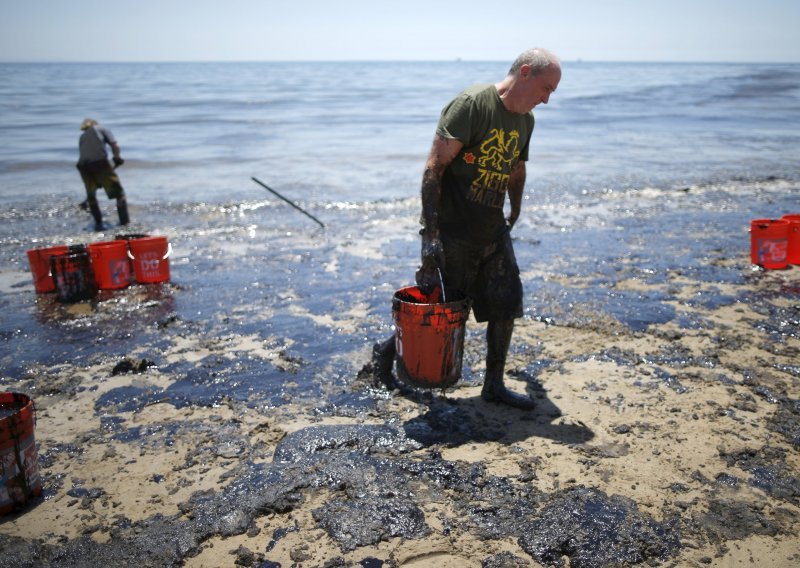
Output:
top-left (26, 245), bottom-right (69, 255)
top-left (129, 235), bottom-right (168, 244)
top-left (0, 391), bottom-right (32, 405)
top-left (88, 239), bottom-right (128, 247)
top-left (0, 392), bottom-right (35, 423)
top-left (50, 250), bottom-right (90, 260)
top-left (113, 234), bottom-right (151, 245)
top-left (392, 285), bottom-right (470, 307)
top-left (751, 218), bottom-right (789, 225)
top-left (128, 239), bottom-right (172, 260)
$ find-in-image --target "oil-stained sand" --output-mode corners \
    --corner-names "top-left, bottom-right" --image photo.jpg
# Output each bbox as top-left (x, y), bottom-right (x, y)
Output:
top-left (0, 180), bottom-right (798, 567)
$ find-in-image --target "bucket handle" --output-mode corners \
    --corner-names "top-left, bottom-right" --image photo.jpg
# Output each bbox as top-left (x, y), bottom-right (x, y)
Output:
top-left (128, 242), bottom-right (172, 261)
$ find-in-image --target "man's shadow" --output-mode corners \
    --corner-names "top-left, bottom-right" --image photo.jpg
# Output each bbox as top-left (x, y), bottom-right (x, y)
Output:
top-left (396, 370), bottom-right (595, 448)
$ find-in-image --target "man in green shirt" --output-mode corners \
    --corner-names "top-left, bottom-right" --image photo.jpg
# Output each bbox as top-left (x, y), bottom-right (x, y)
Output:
top-left (375, 48), bottom-right (561, 410)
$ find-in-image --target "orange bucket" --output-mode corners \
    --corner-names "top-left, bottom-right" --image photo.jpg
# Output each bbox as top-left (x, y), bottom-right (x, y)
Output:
top-left (88, 240), bottom-right (131, 289)
top-left (128, 236), bottom-right (171, 283)
top-left (26, 245), bottom-right (69, 293)
top-left (782, 214), bottom-right (800, 265)
top-left (750, 219), bottom-right (789, 270)
top-left (0, 393), bottom-right (42, 515)
top-left (392, 286), bottom-right (471, 389)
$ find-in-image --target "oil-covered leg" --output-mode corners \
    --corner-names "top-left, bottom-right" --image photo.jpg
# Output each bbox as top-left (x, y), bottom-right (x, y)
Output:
top-left (116, 197), bottom-right (130, 225)
top-left (371, 335), bottom-right (398, 389)
top-left (88, 199), bottom-right (103, 231)
top-left (481, 319), bottom-right (536, 410)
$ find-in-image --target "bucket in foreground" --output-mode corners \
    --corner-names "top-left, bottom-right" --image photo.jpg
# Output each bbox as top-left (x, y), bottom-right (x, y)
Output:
top-left (26, 245), bottom-right (69, 293)
top-left (392, 285), bottom-right (471, 389)
top-left (781, 214), bottom-right (800, 265)
top-left (128, 236), bottom-right (171, 284)
top-left (750, 219), bottom-right (789, 270)
top-left (0, 393), bottom-right (42, 515)
top-left (50, 246), bottom-right (97, 302)
top-left (88, 240), bottom-right (131, 290)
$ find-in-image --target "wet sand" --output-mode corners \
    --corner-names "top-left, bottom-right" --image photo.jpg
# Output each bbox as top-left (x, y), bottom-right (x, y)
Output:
top-left (0, 180), bottom-right (799, 567)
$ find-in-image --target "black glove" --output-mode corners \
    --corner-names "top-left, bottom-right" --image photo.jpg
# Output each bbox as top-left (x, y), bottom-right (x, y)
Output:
top-left (421, 237), bottom-right (445, 268)
top-left (113, 156), bottom-right (125, 168)
top-left (415, 238), bottom-right (445, 294)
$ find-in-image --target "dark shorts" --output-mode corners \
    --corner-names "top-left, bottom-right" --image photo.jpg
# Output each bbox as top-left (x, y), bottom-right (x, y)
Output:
top-left (441, 231), bottom-right (523, 323)
top-left (77, 160), bottom-right (124, 200)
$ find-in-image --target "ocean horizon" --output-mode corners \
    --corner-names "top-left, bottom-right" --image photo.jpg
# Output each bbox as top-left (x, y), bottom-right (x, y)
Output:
top-left (1, 58), bottom-right (797, 63)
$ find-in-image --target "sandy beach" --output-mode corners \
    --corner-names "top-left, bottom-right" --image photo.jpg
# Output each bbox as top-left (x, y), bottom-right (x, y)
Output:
top-left (0, 178), bottom-right (798, 567)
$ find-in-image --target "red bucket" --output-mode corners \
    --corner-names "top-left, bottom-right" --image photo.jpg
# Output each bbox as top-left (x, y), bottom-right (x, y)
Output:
top-left (392, 286), bottom-right (471, 389)
top-left (50, 247), bottom-right (97, 302)
top-left (128, 236), bottom-right (171, 283)
top-left (88, 240), bottom-right (131, 290)
top-left (0, 393), bottom-right (42, 515)
top-left (782, 214), bottom-right (800, 265)
top-left (26, 245), bottom-right (69, 293)
top-left (750, 219), bottom-right (789, 270)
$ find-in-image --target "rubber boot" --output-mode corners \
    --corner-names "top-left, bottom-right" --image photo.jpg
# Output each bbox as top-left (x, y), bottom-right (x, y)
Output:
top-left (481, 319), bottom-right (537, 410)
top-left (117, 197), bottom-right (130, 226)
top-left (88, 200), bottom-right (103, 231)
top-left (371, 335), bottom-right (399, 390)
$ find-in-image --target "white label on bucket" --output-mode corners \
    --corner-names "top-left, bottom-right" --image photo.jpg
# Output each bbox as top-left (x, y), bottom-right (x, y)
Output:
top-left (139, 252), bottom-right (161, 279)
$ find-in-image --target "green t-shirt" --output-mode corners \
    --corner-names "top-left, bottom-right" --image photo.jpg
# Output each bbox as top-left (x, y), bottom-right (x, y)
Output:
top-left (436, 83), bottom-right (534, 243)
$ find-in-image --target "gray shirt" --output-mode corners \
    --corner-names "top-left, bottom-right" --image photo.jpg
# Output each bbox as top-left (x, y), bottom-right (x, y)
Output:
top-left (78, 125), bottom-right (117, 163)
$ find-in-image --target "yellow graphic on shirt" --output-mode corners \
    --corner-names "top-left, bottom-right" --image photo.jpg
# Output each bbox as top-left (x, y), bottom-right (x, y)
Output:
top-left (466, 128), bottom-right (520, 208)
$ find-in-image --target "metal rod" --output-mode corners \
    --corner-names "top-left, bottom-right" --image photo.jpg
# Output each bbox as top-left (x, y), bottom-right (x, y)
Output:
top-left (251, 177), bottom-right (325, 229)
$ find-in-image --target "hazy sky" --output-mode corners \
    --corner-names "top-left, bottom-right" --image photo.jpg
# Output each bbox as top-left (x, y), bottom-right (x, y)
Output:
top-left (1, 0), bottom-right (798, 63)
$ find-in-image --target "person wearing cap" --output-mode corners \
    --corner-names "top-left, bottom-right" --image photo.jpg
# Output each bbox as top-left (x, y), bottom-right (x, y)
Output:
top-left (76, 118), bottom-right (130, 231)
top-left (372, 47), bottom-right (562, 410)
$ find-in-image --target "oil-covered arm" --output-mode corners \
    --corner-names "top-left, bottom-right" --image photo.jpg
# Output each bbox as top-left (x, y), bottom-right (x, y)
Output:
top-left (420, 133), bottom-right (463, 256)
top-left (416, 134), bottom-right (463, 292)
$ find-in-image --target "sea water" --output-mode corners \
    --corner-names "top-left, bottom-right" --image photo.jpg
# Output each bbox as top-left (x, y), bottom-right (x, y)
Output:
top-left (0, 60), bottom-right (798, 211)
